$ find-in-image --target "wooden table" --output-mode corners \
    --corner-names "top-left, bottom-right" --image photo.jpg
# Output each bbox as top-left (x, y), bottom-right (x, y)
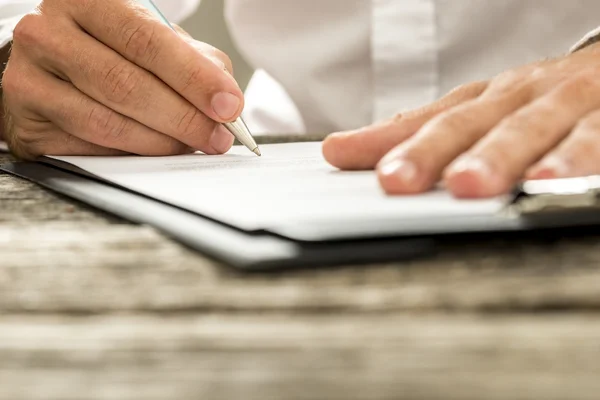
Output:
top-left (2, 143), bottom-right (600, 400)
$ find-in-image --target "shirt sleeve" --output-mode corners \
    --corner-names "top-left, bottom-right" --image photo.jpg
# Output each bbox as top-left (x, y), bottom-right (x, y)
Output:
top-left (570, 26), bottom-right (600, 53)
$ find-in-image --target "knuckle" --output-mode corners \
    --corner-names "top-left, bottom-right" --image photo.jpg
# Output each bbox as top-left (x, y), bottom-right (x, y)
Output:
top-left (443, 84), bottom-right (472, 101)
top-left (87, 106), bottom-right (128, 143)
top-left (122, 21), bottom-right (162, 64)
top-left (213, 49), bottom-right (233, 72)
top-left (179, 64), bottom-right (209, 93)
top-left (498, 112), bottom-right (528, 133)
top-left (529, 66), bottom-right (551, 81)
top-left (186, 40), bottom-right (233, 74)
top-left (498, 107), bottom-right (549, 141)
top-left (446, 81), bottom-right (484, 98)
top-left (487, 68), bottom-right (533, 95)
top-left (434, 108), bottom-right (479, 132)
top-left (12, 13), bottom-right (45, 48)
top-left (492, 69), bottom-right (523, 87)
top-left (436, 81), bottom-right (488, 109)
top-left (172, 107), bottom-right (212, 139)
top-left (100, 63), bottom-right (142, 105)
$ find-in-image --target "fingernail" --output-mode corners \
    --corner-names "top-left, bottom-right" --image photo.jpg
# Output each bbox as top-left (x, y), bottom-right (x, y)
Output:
top-left (379, 158), bottom-right (419, 184)
top-left (210, 125), bottom-right (235, 154)
top-left (328, 130), bottom-right (359, 140)
top-left (529, 156), bottom-right (569, 179)
top-left (447, 157), bottom-right (494, 179)
top-left (329, 126), bottom-right (371, 139)
top-left (212, 92), bottom-right (240, 121)
top-left (328, 131), bottom-right (354, 139)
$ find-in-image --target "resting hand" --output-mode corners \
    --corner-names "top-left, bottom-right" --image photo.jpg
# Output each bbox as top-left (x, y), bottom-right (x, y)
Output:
top-left (323, 42), bottom-right (600, 198)
top-left (2, 0), bottom-right (243, 159)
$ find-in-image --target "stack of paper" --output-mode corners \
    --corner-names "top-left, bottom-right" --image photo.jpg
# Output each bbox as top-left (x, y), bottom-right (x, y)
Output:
top-left (46, 142), bottom-right (508, 241)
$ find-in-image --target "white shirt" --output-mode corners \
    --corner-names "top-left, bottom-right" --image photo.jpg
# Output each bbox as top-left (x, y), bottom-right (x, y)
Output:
top-left (227, 0), bottom-right (600, 134)
top-left (0, 0), bottom-right (599, 135)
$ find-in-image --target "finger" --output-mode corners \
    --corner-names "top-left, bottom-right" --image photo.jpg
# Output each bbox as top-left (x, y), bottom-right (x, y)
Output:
top-left (322, 81), bottom-right (489, 170)
top-left (37, 130), bottom-right (128, 156)
top-left (38, 24), bottom-right (232, 154)
top-left (53, 0), bottom-right (244, 123)
top-left (3, 105), bottom-right (125, 159)
top-left (187, 40), bottom-right (235, 76)
top-left (376, 84), bottom-right (533, 195)
top-left (526, 109), bottom-right (600, 180)
top-left (172, 24), bottom-right (234, 75)
top-left (2, 113), bottom-right (41, 161)
top-left (444, 72), bottom-right (600, 198)
top-left (9, 123), bottom-right (127, 160)
top-left (26, 68), bottom-right (193, 155)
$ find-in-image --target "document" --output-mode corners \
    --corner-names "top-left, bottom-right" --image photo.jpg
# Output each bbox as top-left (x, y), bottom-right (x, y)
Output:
top-left (48, 142), bottom-right (509, 240)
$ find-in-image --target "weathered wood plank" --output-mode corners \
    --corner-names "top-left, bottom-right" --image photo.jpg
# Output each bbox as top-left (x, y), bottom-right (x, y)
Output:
top-left (1, 221), bottom-right (600, 313)
top-left (1, 314), bottom-right (600, 400)
top-left (0, 156), bottom-right (121, 224)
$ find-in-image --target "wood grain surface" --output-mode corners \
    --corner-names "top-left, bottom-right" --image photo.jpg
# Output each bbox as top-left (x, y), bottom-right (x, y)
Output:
top-left (2, 144), bottom-right (600, 399)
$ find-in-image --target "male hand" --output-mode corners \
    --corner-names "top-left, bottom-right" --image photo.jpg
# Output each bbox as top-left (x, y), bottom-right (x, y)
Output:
top-left (2, 0), bottom-right (243, 159)
top-left (323, 42), bottom-right (600, 198)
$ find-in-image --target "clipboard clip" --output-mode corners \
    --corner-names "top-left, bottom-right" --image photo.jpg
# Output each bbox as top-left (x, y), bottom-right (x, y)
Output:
top-left (511, 176), bottom-right (600, 215)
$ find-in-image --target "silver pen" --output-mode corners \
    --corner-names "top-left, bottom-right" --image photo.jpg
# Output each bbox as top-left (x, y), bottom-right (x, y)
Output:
top-left (137, 0), bottom-right (261, 156)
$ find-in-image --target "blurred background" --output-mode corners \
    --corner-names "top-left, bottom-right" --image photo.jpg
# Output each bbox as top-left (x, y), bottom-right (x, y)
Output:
top-left (180, 0), bottom-right (254, 89)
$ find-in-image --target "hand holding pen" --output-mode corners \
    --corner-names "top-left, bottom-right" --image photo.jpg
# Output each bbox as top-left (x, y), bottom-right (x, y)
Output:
top-left (3, 0), bottom-right (259, 159)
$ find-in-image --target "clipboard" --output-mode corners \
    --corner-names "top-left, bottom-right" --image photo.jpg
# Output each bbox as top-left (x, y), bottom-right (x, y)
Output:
top-left (2, 160), bottom-right (600, 270)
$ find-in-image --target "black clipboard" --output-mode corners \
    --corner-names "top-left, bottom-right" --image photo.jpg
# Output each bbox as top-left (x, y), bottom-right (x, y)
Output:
top-left (3, 160), bottom-right (600, 270)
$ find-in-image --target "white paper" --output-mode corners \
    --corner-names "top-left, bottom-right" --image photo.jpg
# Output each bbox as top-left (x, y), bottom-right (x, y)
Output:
top-left (50, 142), bottom-right (508, 238)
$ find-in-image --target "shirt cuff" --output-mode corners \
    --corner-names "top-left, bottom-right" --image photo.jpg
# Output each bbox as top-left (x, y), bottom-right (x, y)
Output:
top-left (570, 26), bottom-right (600, 53)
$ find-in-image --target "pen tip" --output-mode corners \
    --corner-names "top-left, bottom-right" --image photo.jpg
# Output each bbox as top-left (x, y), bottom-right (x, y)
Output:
top-left (253, 147), bottom-right (262, 157)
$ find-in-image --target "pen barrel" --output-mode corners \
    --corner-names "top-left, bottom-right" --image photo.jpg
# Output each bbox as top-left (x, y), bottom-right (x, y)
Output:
top-left (225, 119), bottom-right (259, 151)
